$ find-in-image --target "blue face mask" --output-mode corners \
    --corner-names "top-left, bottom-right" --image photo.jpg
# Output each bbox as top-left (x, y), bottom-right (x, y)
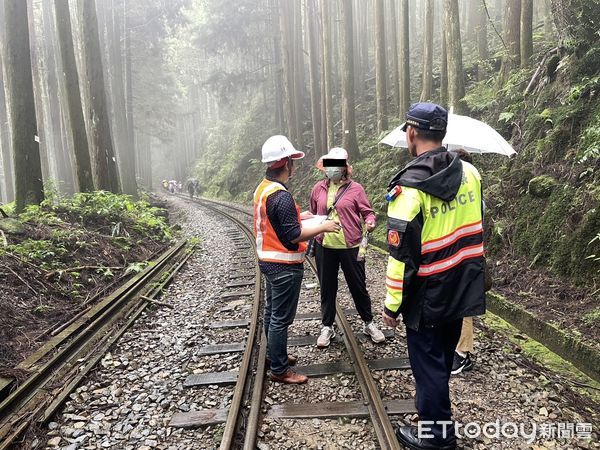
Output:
top-left (325, 167), bottom-right (344, 183)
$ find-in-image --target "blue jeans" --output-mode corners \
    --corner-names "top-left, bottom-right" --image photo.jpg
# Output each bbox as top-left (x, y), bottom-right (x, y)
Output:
top-left (263, 265), bottom-right (304, 375)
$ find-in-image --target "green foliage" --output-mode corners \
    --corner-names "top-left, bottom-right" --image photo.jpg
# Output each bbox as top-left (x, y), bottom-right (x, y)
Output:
top-left (3, 191), bottom-right (173, 272)
top-left (9, 239), bottom-right (67, 268)
top-left (586, 232), bottom-right (600, 267)
top-left (192, 100), bottom-right (275, 201)
top-left (463, 79), bottom-right (499, 113)
top-left (125, 261), bottom-right (149, 274)
top-left (527, 175), bottom-right (557, 198)
top-left (50, 191), bottom-right (173, 242)
top-left (566, 76), bottom-right (600, 103)
top-left (583, 308), bottom-right (600, 326)
top-left (577, 106), bottom-right (600, 163)
top-left (498, 112), bottom-right (515, 123)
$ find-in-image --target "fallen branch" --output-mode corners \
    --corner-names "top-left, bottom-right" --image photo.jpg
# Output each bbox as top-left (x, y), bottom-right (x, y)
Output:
top-left (140, 295), bottom-right (174, 309)
top-left (0, 230), bottom-right (7, 248)
top-left (524, 48), bottom-right (558, 96)
top-left (1, 264), bottom-right (40, 296)
top-left (0, 207), bottom-right (7, 218)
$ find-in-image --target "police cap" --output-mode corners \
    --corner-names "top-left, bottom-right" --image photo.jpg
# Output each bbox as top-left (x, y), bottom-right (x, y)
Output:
top-left (400, 102), bottom-right (448, 132)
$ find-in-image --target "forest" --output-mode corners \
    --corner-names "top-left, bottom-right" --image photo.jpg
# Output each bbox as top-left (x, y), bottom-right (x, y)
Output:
top-left (0, 1), bottom-right (599, 448)
top-left (0, 1), bottom-right (599, 318)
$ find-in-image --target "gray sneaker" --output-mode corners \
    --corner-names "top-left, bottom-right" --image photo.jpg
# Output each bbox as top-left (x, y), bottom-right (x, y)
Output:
top-left (317, 326), bottom-right (335, 348)
top-left (364, 322), bottom-right (386, 343)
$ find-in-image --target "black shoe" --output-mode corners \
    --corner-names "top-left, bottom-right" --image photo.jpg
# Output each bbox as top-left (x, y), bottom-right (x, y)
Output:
top-left (395, 426), bottom-right (456, 450)
top-left (451, 351), bottom-right (473, 375)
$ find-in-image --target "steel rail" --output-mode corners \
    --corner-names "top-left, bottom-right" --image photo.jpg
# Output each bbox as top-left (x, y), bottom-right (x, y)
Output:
top-left (187, 198), bottom-right (264, 450)
top-left (191, 196), bottom-right (400, 450)
top-left (0, 240), bottom-right (190, 449)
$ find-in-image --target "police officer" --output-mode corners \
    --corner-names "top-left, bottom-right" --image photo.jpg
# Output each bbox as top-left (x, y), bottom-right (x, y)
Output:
top-left (382, 103), bottom-right (486, 450)
top-left (254, 135), bottom-right (340, 384)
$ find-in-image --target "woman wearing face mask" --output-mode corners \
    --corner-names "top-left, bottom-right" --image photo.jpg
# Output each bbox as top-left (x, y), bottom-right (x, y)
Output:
top-left (309, 148), bottom-right (385, 347)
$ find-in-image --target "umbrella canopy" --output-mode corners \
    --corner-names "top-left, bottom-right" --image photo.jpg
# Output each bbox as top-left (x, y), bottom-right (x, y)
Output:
top-left (380, 113), bottom-right (517, 157)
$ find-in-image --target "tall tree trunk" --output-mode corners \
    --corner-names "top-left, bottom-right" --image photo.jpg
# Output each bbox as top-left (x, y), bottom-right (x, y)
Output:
top-left (476, 1), bottom-right (488, 62)
top-left (374, 0), bottom-right (387, 133)
top-left (340, 0), bottom-right (359, 157)
top-left (42, 1), bottom-right (74, 194)
top-left (55, 0), bottom-right (94, 192)
top-left (520, 0), bottom-right (533, 67)
top-left (388, 0), bottom-right (400, 114)
top-left (125, 22), bottom-right (136, 180)
top-left (292, 0), bottom-right (304, 148)
top-left (332, 3), bottom-right (341, 100)
top-left (444, 0), bottom-right (466, 113)
top-left (278, 0), bottom-right (298, 145)
top-left (420, 0), bottom-right (434, 101)
top-left (110, 0), bottom-right (137, 196)
top-left (399, 0), bottom-right (410, 117)
top-left (4, 1), bottom-right (44, 212)
top-left (307, 0), bottom-right (322, 154)
top-left (0, 28), bottom-right (15, 202)
top-left (28, 1), bottom-right (51, 183)
top-left (440, 30), bottom-right (448, 106)
top-left (269, 0), bottom-right (285, 132)
top-left (359, 0), bottom-right (370, 103)
top-left (543, 0), bottom-right (553, 37)
top-left (465, 0), bottom-right (479, 42)
top-left (499, 0), bottom-right (521, 85)
top-left (321, 0), bottom-right (334, 149)
top-left (80, 0), bottom-right (120, 193)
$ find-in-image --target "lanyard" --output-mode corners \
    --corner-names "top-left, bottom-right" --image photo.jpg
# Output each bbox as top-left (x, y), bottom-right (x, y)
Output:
top-left (326, 181), bottom-right (352, 218)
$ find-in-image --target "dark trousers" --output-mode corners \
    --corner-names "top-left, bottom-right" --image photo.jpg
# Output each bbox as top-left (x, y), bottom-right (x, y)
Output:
top-left (264, 265), bottom-right (303, 375)
top-left (406, 319), bottom-right (463, 444)
top-left (314, 243), bottom-right (373, 326)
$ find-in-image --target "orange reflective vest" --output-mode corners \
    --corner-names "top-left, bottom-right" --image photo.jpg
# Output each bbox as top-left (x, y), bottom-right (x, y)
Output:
top-left (253, 179), bottom-right (307, 264)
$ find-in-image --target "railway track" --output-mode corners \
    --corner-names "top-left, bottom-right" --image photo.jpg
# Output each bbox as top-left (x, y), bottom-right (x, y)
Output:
top-left (173, 195), bottom-right (414, 450)
top-left (0, 239), bottom-right (194, 450)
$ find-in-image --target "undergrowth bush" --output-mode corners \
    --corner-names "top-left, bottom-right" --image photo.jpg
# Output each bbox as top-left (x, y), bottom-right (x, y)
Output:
top-left (32, 191), bottom-right (173, 242)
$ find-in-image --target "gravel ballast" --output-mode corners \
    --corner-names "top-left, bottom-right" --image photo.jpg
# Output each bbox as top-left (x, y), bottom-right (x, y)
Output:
top-left (44, 196), bottom-right (598, 450)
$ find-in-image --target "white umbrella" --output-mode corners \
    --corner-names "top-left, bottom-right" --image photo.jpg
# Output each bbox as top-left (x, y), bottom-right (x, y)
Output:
top-left (380, 113), bottom-right (517, 157)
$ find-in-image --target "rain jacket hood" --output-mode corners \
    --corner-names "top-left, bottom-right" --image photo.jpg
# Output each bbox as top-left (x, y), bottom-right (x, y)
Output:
top-left (388, 147), bottom-right (463, 202)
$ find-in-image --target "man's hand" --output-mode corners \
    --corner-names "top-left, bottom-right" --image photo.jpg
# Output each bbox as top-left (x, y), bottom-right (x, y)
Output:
top-left (366, 219), bottom-right (376, 232)
top-left (382, 311), bottom-right (399, 328)
top-left (300, 211), bottom-right (314, 220)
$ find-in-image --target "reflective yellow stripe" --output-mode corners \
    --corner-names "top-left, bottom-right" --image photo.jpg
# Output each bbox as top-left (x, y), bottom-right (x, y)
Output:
top-left (417, 243), bottom-right (484, 276)
top-left (421, 220), bottom-right (483, 254)
top-left (257, 250), bottom-right (305, 262)
top-left (385, 276), bottom-right (404, 290)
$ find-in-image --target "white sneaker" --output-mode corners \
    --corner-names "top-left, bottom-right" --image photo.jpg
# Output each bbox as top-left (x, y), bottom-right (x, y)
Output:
top-left (317, 326), bottom-right (335, 348)
top-left (364, 322), bottom-right (385, 343)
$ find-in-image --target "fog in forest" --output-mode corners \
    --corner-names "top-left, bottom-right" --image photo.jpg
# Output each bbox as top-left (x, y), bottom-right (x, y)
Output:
top-left (0, 0), bottom-right (598, 210)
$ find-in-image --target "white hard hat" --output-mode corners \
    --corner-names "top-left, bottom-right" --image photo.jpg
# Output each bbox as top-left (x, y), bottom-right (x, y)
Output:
top-left (316, 147), bottom-right (349, 171)
top-left (324, 147), bottom-right (349, 160)
top-left (261, 135), bottom-right (305, 166)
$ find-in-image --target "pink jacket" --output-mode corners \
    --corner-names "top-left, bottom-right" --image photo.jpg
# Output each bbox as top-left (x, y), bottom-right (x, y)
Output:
top-left (309, 179), bottom-right (376, 247)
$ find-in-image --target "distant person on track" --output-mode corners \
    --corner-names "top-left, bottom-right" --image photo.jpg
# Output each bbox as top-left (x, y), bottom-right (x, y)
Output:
top-left (309, 147), bottom-right (385, 348)
top-left (186, 178), bottom-right (199, 199)
top-left (382, 103), bottom-right (486, 450)
top-left (254, 135), bottom-right (340, 385)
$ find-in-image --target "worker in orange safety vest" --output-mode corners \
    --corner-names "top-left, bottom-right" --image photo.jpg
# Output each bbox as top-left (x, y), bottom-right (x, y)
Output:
top-left (253, 135), bottom-right (339, 384)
